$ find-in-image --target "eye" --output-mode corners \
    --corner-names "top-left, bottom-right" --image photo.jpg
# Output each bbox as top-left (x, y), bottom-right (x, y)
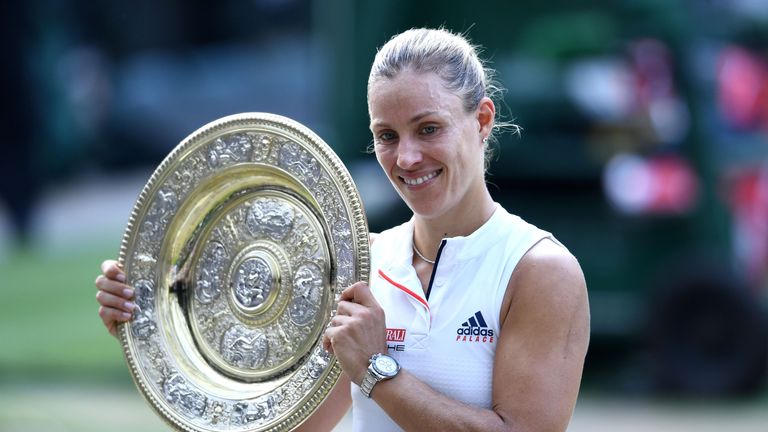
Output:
top-left (420, 125), bottom-right (438, 135)
top-left (376, 130), bottom-right (397, 143)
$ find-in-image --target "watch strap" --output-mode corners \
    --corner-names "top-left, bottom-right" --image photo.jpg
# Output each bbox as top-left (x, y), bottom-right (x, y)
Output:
top-left (359, 370), bottom-right (379, 398)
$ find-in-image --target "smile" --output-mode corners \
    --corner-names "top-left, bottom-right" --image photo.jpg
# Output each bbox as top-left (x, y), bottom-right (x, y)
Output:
top-left (401, 169), bottom-right (442, 186)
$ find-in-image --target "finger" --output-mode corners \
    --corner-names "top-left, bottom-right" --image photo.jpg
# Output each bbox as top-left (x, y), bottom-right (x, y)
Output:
top-left (322, 330), bottom-right (334, 353)
top-left (95, 275), bottom-right (134, 299)
top-left (339, 282), bottom-right (365, 301)
top-left (106, 323), bottom-right (118, 338)
top-left (341, 282), bottom-right (378, 307)
top-left (336, 300), bottom-right (367, 317)
top-left (100, 259), bottom-right (126, 283)
top-left (99, 305), bottom-right (132, 327)
top-left (329, 313), bottom-right (354, 328)
top-left (96, 290), bottom-right (136, 313)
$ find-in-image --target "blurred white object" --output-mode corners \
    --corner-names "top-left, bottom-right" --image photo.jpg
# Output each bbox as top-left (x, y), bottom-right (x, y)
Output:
top-left (603, 153), bottom-right (699, 215)
top-left (565, 59), bottom-right (636, 122)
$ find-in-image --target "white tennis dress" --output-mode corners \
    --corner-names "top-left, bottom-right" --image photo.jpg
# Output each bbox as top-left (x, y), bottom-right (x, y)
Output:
top-left (351, 203), bottom-right (556, 432)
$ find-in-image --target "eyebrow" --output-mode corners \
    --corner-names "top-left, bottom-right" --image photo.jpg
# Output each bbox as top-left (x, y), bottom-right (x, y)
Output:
top-left (410, 110), bottom-right (440, 123)
top-left (370, 110), bottom-right (441, 130)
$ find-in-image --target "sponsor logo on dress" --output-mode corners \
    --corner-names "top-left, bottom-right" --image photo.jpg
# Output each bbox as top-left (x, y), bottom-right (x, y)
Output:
top-left (386, 328), bottom-right (406, 342)
top-left (386, 328), bottom-right (406, 352)
top-left (455, 311), bottom-right (495, 343)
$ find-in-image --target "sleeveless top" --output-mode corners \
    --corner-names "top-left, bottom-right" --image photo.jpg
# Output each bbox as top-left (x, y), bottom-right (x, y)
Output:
top-left (350, 204), bottom-right (555, 432)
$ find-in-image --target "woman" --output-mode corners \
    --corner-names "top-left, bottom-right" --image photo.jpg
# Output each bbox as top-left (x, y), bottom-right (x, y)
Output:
top-left (96, 28), bottom-right (589, 431)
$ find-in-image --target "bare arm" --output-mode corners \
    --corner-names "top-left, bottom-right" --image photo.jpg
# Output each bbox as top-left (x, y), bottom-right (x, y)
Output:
top-left (326, 239), bottom-right (589, 432)
top-left (294, 374), bottom-right (352, 432)
top-left (490, 239), bottom-right (589, 431)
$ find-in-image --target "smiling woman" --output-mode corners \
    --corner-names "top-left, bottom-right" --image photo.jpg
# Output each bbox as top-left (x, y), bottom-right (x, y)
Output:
top-left (95, 27), bottom-right (590, 432)
top-left (322, 28), bottom-right (590, 432)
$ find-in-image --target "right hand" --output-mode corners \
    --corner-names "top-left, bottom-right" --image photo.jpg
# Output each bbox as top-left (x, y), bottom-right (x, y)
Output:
top-left (95, 259), bottom-right (135, 338)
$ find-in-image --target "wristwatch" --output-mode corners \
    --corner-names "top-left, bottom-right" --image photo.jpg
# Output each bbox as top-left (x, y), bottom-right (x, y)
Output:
top-left (359, 353), bottom-right (400, 398)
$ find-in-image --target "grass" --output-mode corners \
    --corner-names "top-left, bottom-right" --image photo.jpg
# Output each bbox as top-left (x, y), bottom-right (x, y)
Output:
top-left (0, 243), bottom-right (130, 381)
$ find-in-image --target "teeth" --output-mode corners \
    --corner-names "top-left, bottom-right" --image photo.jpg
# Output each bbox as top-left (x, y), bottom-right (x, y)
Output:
top-left (403, 170), bottom-right (440, 186)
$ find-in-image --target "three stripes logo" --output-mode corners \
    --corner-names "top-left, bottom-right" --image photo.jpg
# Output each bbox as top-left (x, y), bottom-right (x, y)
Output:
top-left (455, 311), bottom-right (495, 343)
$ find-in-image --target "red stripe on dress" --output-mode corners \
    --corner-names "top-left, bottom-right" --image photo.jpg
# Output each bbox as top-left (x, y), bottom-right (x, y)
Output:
top-left (377, 269), bottom-right (430, 312)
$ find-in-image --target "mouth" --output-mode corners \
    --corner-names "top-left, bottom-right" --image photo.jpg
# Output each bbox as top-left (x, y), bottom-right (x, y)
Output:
top-left (400, 169), bottom-right (442, 186)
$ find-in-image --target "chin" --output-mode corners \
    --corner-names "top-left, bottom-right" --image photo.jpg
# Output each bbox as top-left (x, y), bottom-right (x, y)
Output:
top-left (406, 200), bottom-right (449, 220)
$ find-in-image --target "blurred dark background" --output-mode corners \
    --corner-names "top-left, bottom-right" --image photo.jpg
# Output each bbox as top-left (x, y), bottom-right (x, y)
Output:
top-left (1, 0), bottom-right (768, 430)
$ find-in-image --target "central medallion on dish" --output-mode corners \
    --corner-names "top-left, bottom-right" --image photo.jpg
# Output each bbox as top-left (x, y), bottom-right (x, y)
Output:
top-left (231, 253), bottom-right (278, 313)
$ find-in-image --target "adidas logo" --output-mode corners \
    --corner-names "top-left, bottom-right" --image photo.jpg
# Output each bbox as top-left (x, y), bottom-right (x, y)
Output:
top-left (455, 311), bottom-right (495, 343)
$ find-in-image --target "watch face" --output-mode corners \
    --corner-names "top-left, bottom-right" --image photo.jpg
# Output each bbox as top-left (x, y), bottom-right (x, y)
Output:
top-left (374, 355), bottom-right (399, 376)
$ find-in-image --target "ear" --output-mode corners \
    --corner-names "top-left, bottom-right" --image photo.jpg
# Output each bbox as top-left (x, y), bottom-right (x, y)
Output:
top-left (476, 97), bottom-right (495, 141)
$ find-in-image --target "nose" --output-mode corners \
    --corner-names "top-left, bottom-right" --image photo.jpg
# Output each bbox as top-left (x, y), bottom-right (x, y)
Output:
top-left (396, 136), bottom-right (422, 169)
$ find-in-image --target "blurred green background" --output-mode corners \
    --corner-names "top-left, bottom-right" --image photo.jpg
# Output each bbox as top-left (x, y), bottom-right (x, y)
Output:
top-left (2, 0), bottom-right (768, 430)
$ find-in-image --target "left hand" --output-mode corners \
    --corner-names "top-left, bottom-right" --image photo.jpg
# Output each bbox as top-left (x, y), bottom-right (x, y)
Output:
top-left (323, 281), bottom-right (387, 385)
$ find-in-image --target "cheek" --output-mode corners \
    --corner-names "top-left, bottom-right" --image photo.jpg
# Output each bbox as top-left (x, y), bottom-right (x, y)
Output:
top-left (458, 132), bottom-right (485, 163)
top-left (374, 146), bottom-right (392, 168)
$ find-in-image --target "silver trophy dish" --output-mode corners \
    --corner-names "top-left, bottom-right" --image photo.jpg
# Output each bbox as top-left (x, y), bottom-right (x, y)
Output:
top-left (117, 113), bottom-right (369, 431)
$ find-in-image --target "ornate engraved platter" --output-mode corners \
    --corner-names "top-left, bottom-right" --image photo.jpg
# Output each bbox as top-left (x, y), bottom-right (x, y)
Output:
top-left (117, 113), bottom-right (369, 431)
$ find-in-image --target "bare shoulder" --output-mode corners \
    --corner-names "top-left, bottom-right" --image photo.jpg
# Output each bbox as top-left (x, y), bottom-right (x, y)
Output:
top-left (515, 239), bottom-right (584, 287)
top-left (501, 238), bottom-right (588, 327)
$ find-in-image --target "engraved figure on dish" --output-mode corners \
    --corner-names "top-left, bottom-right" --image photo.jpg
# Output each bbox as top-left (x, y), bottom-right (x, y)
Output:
top-left (221, 325), bottom-right (269, 369)
top-left (149, 189), bottom-right (178, 223)
top-left (313, 174), bottom-right (339, 215)
top-left (232, 395), bottom-right (276, 426)
top-left (284, 221), bottom-right (319, 259)
top-left (232, 257), bottom-right (273, 308)
top-left (289, 263), bottom-right (323, 326)
top-left (307, 351), bottom-right (329, 379)
top-left (279, 142), bottom-right (320, 186)
top-left (195, 268), bottom-right (221, 305)
top-left (162, 373), bottom-right (207, 417)
top-left (132, 278), bottom-right (155, 312)
top-left (131, 308), bottom-right (156, 340)
top-left (206, 134), bottom-right (252, 168)
top-left (251, 134), bottom-right (274, 163)
top-left (224, 133), bottom-right (254, 159)
top-left (245, 199), bottom-right (294, 241)
top-left (140, 189), bottom-right (178, 243)
top-left (195, 241), bottom-right (228, 304)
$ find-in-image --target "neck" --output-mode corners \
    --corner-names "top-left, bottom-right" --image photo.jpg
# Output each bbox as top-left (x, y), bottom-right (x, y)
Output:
top-left (412, 191), bottom-right (496, 260)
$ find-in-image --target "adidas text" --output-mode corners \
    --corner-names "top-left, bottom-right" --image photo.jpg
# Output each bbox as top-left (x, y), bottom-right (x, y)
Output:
top-left (456, 327), bottom-right (494, 337)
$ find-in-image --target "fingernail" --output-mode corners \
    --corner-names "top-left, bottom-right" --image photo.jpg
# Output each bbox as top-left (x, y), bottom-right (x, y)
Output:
top-left (124, 301), bottom-right (136, 311)
top-left (117, 273), bottom-right (126, 283)
top-left (121, 312), bottom-right (132, 320)
top-left (123, 288), bottom-right (134, 298)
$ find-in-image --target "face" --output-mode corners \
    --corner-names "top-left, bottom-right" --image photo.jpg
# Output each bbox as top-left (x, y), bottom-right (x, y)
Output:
top-left (368, 70), bottom-right (491, 220)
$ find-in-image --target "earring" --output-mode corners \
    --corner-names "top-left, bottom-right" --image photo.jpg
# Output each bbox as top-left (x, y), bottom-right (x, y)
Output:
top-left (482, 137), bottom-right (488, 144)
